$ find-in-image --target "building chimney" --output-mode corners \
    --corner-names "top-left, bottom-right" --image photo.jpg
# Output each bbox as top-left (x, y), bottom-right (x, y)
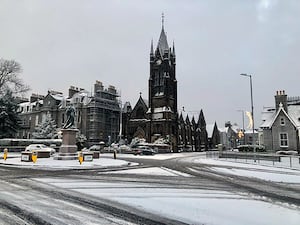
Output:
top-left (275, 90), bottom-right (288, 112)
top-left (69, 86), bottom-right (80, 98)
top-left (94, 80), bottom-right (104, 94)
top-left (30, 93), bottom-right (44, 103)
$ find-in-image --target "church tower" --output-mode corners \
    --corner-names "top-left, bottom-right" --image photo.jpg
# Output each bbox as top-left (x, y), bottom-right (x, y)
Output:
top-left (147, 15), bottom-right (178, 150)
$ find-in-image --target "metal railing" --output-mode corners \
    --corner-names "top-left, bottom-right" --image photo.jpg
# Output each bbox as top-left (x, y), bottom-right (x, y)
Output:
top-left (206, 151), bottom-right (300, 169)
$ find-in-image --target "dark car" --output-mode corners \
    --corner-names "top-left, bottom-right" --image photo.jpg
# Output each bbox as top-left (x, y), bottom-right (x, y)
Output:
top-left (237, 145), bottom-right (266, 152)
top-left (132, 146), bottom-right (156, 155)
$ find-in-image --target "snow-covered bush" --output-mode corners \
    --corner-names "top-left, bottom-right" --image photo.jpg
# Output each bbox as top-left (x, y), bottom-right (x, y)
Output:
top-left (129, 137), bottom-right (146, 147)
top-left (153, 137), bottom-right (169, 144)
top-left (32, 113), bottom-right (58, 139)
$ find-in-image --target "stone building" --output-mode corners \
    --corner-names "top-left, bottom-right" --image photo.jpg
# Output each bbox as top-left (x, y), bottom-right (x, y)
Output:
top-left (177, 110), bottom-right (210, 151)
top-left (17, 81), bottom-right (120, 146)
top-left (122, 21), bottom-right (210, 151)
top-left (121, 20), bottom-right (178, 150)
top-left (218, 122), bottom-right (238, 150)
top-left (86, 81), bottom-right (120, 145)
top-left (260, 90), bottom-right (300, 152)
top-left (18, 91), bottom-right (64, 139)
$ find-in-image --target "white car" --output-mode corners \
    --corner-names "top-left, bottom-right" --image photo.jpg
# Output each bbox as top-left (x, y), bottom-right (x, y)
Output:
top-left (25, 144), bottom-right (56, 155)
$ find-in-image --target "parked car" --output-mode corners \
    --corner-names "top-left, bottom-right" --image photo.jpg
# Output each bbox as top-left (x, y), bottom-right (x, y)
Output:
top-left (132, 146), bottom-right (156, 155)
top-left (89, 145), bottom-right (101, 151)
top-left (119, 145), bottom-right (131, 153)
top-left (237, 145), bottom-right (266, 152)
top-left (25, 144), bottom-right (56, 155)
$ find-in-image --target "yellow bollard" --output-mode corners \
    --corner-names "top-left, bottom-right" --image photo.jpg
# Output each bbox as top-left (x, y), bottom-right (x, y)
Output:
top-left (32, 151), bottom-right (37, 163)
top-left (3, 148), bottom-right (8, 161)
top-left (78, 152), bottom-right (83, 165)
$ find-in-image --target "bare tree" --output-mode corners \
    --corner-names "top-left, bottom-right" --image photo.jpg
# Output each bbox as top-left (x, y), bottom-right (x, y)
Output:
top-left (0, 58), bottom-right (29, 137)
top-left (0, 58), bottom-right (30, 96)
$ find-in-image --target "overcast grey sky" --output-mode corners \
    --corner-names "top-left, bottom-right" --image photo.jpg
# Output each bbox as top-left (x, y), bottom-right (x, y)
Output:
top-left (1, 0), bottom-right (300, 128)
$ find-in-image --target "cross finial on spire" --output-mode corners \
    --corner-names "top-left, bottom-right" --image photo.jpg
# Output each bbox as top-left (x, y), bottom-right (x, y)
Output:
top-left (139, 92), bottom-right (142, 97)
top-left (162, 12), bottom-right (164, 28)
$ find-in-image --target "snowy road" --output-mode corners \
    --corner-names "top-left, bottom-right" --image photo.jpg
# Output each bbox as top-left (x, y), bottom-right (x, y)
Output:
top-left (1, 152), bottom-right (300, 224)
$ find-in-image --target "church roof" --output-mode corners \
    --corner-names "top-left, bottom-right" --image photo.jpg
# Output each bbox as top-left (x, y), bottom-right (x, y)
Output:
top-left (142, 98), bottom-right (149, 107)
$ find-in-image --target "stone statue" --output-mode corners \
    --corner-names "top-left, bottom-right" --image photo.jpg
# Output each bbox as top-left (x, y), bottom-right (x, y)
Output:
top-left (63, 105), bottom-right (76, 129)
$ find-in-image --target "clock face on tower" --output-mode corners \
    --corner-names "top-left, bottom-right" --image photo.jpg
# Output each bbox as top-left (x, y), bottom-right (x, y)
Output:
top-left (156, 59), bottom-right (162, 65)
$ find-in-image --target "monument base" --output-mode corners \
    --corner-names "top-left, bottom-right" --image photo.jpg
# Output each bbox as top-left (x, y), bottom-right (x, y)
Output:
top-left (54, 128), bottom-right (79, 160)
top-left (53, 152), bottom-right (78, 160)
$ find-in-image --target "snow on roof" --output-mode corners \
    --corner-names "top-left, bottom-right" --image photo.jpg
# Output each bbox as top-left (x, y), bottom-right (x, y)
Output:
top-left (129, 119), bottom-right (149, 122)
top-left (69, 90), bottom-right (91, 105)
top-left (218, 127), bottom-right (229, 133)
top-left (19, 101), bottom-right (33, 107)
top-left (244, 129), bottom-right (258, 134)
top-left (231, 124), bottom-right (240, 132)
top-left (50, 93), bottom-right (65, 101)
top-left (153, 107), bottom-right (172, 113)
top-left (260, 105), bottom-right (300, 129)
top-left (18, 100), bottom-right (43, 113)
top-left (260, 107), bottom-right (276, 128)
top-left (287, 105), bottom-right (300, 127)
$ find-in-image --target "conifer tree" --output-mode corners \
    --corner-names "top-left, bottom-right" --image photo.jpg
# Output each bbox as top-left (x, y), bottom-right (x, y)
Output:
top-left (32, 113), bottom-right (58, 139)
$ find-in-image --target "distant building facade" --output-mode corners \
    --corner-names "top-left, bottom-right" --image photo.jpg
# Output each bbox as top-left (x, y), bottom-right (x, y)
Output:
top-left (218, 122), bottom-right (238, 150)
top-left (260, 90), bottom-right (300, 152)
top-left (17, 81), bottom-right (120, 146)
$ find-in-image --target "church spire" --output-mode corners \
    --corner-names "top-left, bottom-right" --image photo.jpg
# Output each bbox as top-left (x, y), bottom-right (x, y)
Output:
top-left (156, 13), bottom-right (169, 57)
top-left (172, 40), bottom-right (176, 56)
top-left (162, 12), bottom-right (165, 29)
top-left (150, 39), bottom-right (154, 55)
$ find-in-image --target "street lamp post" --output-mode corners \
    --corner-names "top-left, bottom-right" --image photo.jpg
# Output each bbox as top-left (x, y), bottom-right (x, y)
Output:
top-left (240, 73), bottom-right (256, 159)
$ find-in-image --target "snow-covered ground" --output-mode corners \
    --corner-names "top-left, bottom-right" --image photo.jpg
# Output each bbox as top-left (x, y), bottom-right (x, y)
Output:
top-left (2, 152), bottom-right (300, 224)
top-left (193, 157), bottom-right (300, 183)
top-left (36, 177), bottom-right (300, 225)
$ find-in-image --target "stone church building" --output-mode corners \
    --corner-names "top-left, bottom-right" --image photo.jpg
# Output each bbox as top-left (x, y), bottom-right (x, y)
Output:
top-left (122, 21), bottom-right (213, 152)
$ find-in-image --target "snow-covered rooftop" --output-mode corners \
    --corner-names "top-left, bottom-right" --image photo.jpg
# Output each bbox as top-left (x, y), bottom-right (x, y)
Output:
top-left (260, 105), bottom-right (300, 128)
top-left (50, 93), bottom-right (65, 101)
top-left (218, 127), bottom-right (229, 133)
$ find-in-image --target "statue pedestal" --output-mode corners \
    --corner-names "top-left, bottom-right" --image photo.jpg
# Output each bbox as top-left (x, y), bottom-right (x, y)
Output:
top-left (54, 129), bottom-right (78, 160)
